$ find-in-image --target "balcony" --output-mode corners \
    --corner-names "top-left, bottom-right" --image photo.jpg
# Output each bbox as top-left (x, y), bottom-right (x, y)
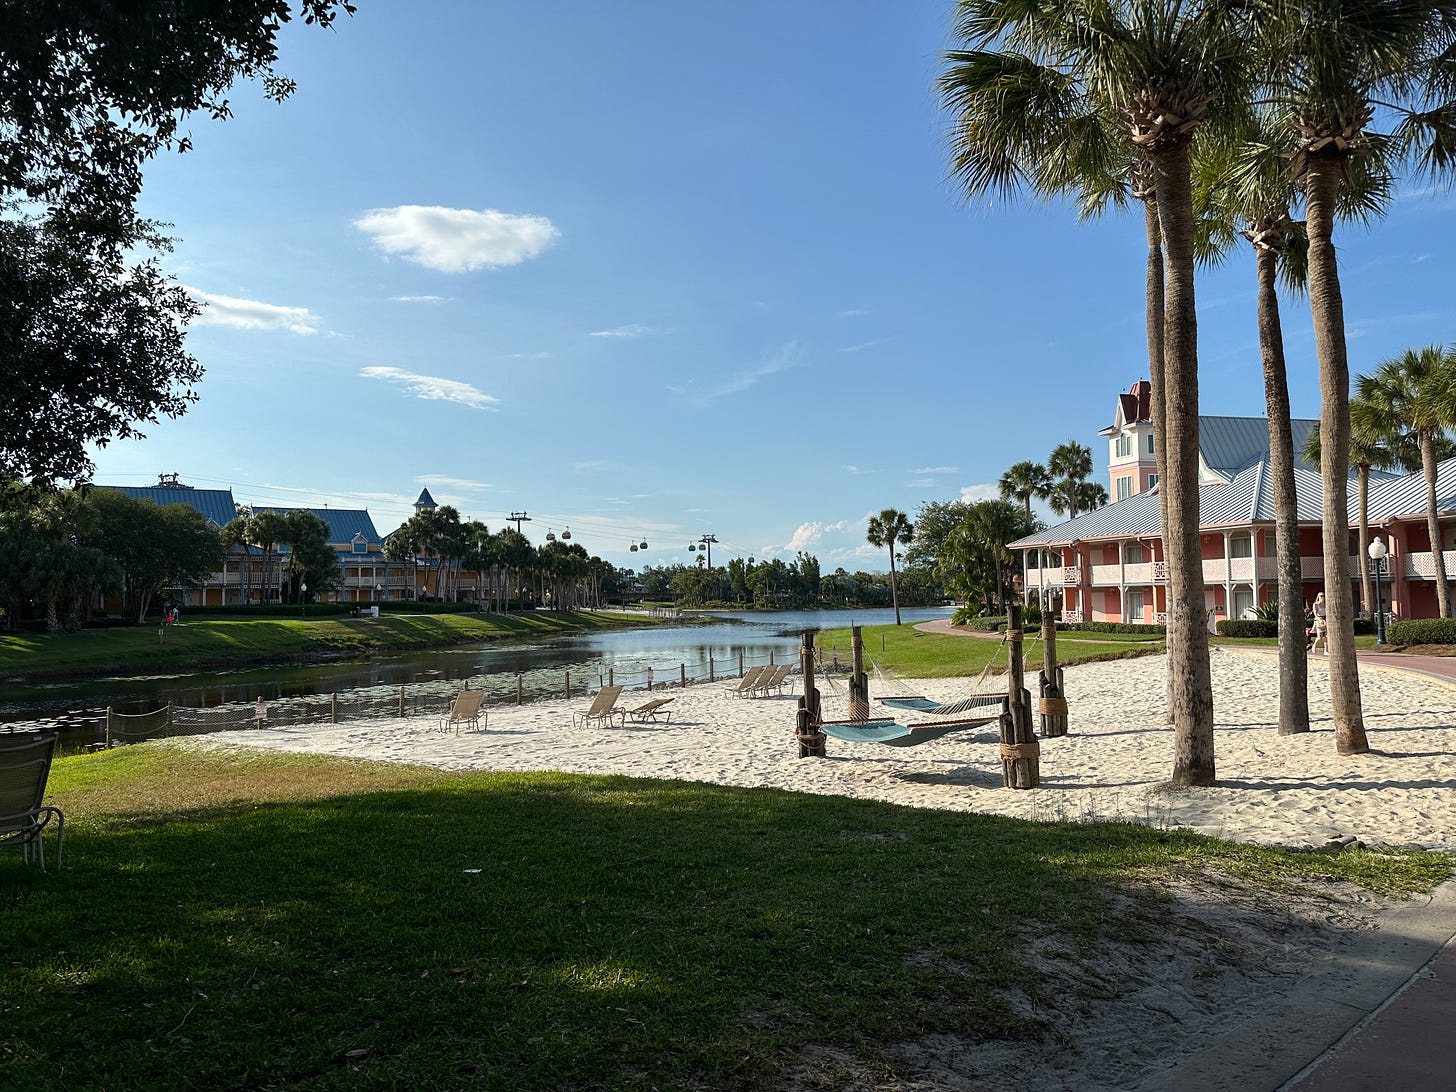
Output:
top-left (1404, 550), bottom-right (1456, 580)
top-left (1023, 566), bottom-right (1066, 587)
top-left (1090, 563), bottom-right (1121, 585)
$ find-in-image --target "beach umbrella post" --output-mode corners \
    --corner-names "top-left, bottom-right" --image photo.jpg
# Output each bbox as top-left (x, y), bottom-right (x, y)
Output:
top-left (795, 628), bottom-right (826, 758)
top-left (999, 594), bottom-right (1039, 788)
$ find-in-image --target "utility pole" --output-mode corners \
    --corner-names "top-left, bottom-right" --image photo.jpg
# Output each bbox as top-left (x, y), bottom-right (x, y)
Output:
top-left (691, 533), bottom-right (719, 567)
top-left (508, 511), bottom-right (532, 534)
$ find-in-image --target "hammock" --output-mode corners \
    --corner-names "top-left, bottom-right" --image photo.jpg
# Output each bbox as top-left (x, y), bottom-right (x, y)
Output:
top-left (816, 716), bottom-right (994, 747)
top-left (877, 692), bottom-right (1006, 717)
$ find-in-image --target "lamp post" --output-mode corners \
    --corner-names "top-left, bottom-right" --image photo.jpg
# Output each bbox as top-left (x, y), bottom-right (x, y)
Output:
top-left (1368, 537), bottom-right (1388, 645)
top-left (375, 583), bottom-right (383, 602)
top-left (300, 581), bottom-right (308, 619)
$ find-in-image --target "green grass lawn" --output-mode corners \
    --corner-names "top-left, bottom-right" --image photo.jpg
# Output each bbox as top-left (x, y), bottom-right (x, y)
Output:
top-left (0, 610), bottom-right (641, 683)
top-left (3, 746), bottom-right (1446, 1089)
top-left (816, 623), bottom-right (1160, 679)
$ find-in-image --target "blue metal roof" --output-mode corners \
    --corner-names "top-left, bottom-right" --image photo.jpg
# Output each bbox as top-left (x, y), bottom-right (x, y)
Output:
top-left (1366, 456), bottom-right (1456, 522)
top-left (104, 486), bottom-right (239, 528)
top-left (1199, 416), bottom-right (1320, 477)
top-left (255, 507), bottom-right (383, 547)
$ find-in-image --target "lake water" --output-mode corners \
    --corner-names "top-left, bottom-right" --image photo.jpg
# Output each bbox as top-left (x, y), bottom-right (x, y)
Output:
top-left (0, 607), bottom-right (953, 741)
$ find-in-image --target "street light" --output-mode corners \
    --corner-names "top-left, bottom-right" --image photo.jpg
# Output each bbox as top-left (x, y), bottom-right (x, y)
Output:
top-left (1368, 537), bottom-right (1388, 645)
top-left (375, 583), bottom-right (383, 602)
top-left (300, 581), bottom-right (308, 619)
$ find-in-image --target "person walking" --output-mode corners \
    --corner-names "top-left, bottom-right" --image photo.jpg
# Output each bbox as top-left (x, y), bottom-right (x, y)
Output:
top-left (1310, 591), bottom-right (1328, 655)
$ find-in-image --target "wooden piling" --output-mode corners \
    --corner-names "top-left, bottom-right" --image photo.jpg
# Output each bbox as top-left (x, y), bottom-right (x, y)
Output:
top-left (848, 625), bottom-right (869, 722)
top-left (1038, 609), bottom-right (1068, 737)
top-left (681, 663), bottom-right (687, 688)
top-left (106, 707), bottom-right (113, 749)
top-left (795, 628), bottom-right (826, 758)
top-left (565, 671), bottom-right (571, 701)
top-left (399, 685), bottom-right (406, 717)
top-left (999, 601), bottom-right (1039, 788)
top-left (331, 693), bottom-right (339, 724)
top-left (516, 674), bottom-right (523, 705)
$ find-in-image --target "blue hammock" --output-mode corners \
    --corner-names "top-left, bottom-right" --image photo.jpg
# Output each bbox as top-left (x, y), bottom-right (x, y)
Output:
top-left (816, 716), bottom-right (995, 747)
top-left (878, 693), bottom-right (1005, 717)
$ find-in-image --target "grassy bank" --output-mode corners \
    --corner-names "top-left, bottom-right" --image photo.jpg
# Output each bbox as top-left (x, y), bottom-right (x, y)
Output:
top-left (4, 747), bottom-right (1445, 1089)
top-left (0, 610), bottom-right (643, 684)
top-left (816, 623), bottom-right (1161, 679)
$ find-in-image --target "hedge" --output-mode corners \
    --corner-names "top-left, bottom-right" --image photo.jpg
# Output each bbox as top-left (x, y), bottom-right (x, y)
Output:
top-left (1387, 618), bottom-right (1456, 645)
top-left (1060, 620), bottom-right (1166, 636)
top-left (1216, 619), bottom-right (1279, 638)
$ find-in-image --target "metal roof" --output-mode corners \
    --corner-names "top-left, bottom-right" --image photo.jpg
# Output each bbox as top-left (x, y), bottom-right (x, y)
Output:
top-left (1366, 456), bottom-right (1456, 521)
top-left (104, 486), bottom-right (238, 528)
top-left (1198, 416), bottom-right (1320, 477)
top-left (255, 507), bottom-right (383, 546)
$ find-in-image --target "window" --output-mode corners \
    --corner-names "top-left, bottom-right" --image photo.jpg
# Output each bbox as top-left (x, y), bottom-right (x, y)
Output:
top-left (1232, 588), bottom-right (1254, 619)
top-left (1115, 433), bottom-right (1132, 458)
top-left (1116, 475), bottom-right (1133, 501)
top-left (1125, 542), bottom-right (1144, 563)
top-left (1128, 589), bottom-right (1145, 620)
top-left (1147, 434), bottom-right (1155, 454)
top-left (1148, 473), bottom-right (1158, 488)
top-left (1230, 534), bottom-right (1253, 559)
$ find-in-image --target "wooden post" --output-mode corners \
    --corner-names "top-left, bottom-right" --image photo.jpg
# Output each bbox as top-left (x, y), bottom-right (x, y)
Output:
top-left (681, 663), bottom-right (687, 688)
top-left (999, 600), bottom-right (1039, 788)
top-left (516, 674), bottom-right (523, 705)
top-left (399, 685), bottom-right (405, 717)
top-left (608, 667), bottom-right (614, 688)
top-left (1038, 609), bottom-right (1068, 737)
top-left (647, 667), bottom-right (654, 692)
top-left (795, 629), bottom-right (826, 757)
top-left (331, 693), bottom-right (339, 724)
top-left (106, 707), bottom-right (113, 749)
top-left (565, 671), bottom-right (571, 701)
top-left (709, 654), bottom-right (715, 683)
top-left (848, 625), bottom-right (869, 722)
top-left (770, 650), bottom-right (775, 667)
top-left (739, 651), bottom-right (744, 675)
top-left (166, 701), bottom-right (173, 734)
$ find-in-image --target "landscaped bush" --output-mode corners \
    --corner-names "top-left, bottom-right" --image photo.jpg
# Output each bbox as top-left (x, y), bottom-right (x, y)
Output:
top-left (380, 600), bottom-right (480, 614)
top-left (1387, 617), bottom-right (1456, 645)
top-left (950, 610), bottom-right (1005, 631)
top-left (167, 602), bottom-right (354, 619)
top-left (1353, 617), bottom-right (1375, 636)
top-left (1060, 620), bottom-right (1167, 636)
top-left (1216, 619), bottom-right (1279, 638)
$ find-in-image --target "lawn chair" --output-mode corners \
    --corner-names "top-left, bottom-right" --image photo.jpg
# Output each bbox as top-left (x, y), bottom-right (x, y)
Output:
top-left (0, 732), bottom-right (65, 870)
top-left (572, 685), bottom-right (626, 729)
top-left (724, 666), bottom-right (766, 698)
top-left (752, 663), bottom-right (794, 697)
top-left (441, 689), bottom-right (486, 734)
top-left (625, 697), bottom-right (675, 724)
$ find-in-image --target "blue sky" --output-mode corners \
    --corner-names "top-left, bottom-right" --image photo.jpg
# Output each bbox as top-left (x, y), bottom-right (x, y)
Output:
top-left (88, 1), bottom-right (1456, 571)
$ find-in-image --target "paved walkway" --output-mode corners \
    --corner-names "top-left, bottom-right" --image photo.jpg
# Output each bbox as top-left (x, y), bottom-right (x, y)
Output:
top-left (915, 618), bottom-right (1456, 1089)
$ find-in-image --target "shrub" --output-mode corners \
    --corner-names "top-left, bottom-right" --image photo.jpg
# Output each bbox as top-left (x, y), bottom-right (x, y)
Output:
top-left (1060, 620), bottom-right (1166, 636)
top-left (1216, 619), bottom-right (1279, 638)
top-left (1387, 617), bottom-right (1456, 645)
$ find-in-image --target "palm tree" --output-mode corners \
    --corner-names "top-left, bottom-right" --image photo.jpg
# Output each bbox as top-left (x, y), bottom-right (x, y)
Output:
top-left (943, 0), bottom-right (1266, 786)
top-left (866, 507), bottom-right (914, 625)
top-left (1261, 0), bottom-right (1456, 754)
top-left (1048, 439), bottom-right (1094, 521)
top-left (1077, 482), bottom-right (1109, 512)
top-left (1356, 347), bottom-right (1456, 618)
top-left (998, 460), bottom-right (1051, 523)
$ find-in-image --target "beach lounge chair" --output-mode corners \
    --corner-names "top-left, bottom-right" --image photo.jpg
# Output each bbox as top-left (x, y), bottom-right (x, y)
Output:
top-left (572, 685), bottom-right (626, 729)
top-left (626, 697), bottom-right (675, 724)
top-left (0, 732), bottom-right (65, 869)
top-left (751, 663), bottom-right (794, 697)
top-left (724, 666), bottom-right (767, 698)
top-left (441, 689), bottom-right (486, 734)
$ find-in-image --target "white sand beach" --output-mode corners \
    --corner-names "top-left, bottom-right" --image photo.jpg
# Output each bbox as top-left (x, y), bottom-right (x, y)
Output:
top-left (192, 648), bottom-right (1456, 851)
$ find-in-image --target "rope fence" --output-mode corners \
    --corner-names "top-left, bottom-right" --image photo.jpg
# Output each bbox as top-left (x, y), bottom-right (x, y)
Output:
top-left (6, 646), bottom-right (845, 750)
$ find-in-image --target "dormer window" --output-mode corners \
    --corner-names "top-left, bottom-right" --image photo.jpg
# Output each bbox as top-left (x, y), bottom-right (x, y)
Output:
top-left (1115, 433), bottom-right (1132, 458)
top-left (351, 533), bottom-right (367, 555)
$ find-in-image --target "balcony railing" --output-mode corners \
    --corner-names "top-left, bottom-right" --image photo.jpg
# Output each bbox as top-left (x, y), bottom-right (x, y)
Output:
top-left (1403, 550), bottom-right (1456, 580)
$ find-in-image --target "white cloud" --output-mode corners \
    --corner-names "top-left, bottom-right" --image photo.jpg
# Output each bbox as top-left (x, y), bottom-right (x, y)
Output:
top-left (960, 482), bottom-right (1000, 502)
top-left (389, 294), bottom-right (452, 304)
top-left (354, 205), bottom-right (558, 273)
top-left (912, 466), bottom-right (960, 475)
top-left (695, 341), bottom-right (802, 403)
top-left (787, 521), bottom-right (824, 550)
top-left (845, 465), bottom-right (862, 475)
top-left (906, 479), bottom-right (934, 489)
top-left (589, 324), bottom-right (657, 338)
top-left (360, 366), bottom-right (499, 410)
top-left (834, 341), bottom-right (883, 354)
top-left (836, 308), bottom-right (869, 318)
top-left (417, 475), bottom-right (493, 491)
top-left (186, 287), bottom-right (319, 334)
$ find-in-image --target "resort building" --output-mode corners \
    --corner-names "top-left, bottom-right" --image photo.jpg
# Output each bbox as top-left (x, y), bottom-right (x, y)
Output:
top-left (1013, 383), bottom-right (1456, 626)
top-left (103, 477), bottom-right (498, 607)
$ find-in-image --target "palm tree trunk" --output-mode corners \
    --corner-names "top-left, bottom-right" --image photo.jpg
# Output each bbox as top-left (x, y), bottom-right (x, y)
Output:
top-left (1144, 197), bottom-right (1174, 725)
top-left (1305, 157), bottom-right (1369, 755)
top-left (1153, 141), bottom-right (1215, 786)
top-left (888, 548), bottom-right (901, 625)
top-left (1421, 431), bottom-right (1451, 617)
top-left (1358, 466), bottom-right (1372, 618)
top-left (1254, 243), bottom-right (1310, 735)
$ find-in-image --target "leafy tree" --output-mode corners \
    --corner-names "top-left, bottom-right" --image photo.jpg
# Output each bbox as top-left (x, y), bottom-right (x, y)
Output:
top-left (88, 489), bottom-right (222, 622)
top-left (866, 507), bottom-right (914, 625)
top-left (906, 500), bottom-right (970, 569)
top-left (283, 510), bottom-right (337, 602)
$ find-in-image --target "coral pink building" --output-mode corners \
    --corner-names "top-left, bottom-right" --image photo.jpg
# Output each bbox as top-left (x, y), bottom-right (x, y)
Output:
top-left (1013, 383), bottom-right (1456, 627)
